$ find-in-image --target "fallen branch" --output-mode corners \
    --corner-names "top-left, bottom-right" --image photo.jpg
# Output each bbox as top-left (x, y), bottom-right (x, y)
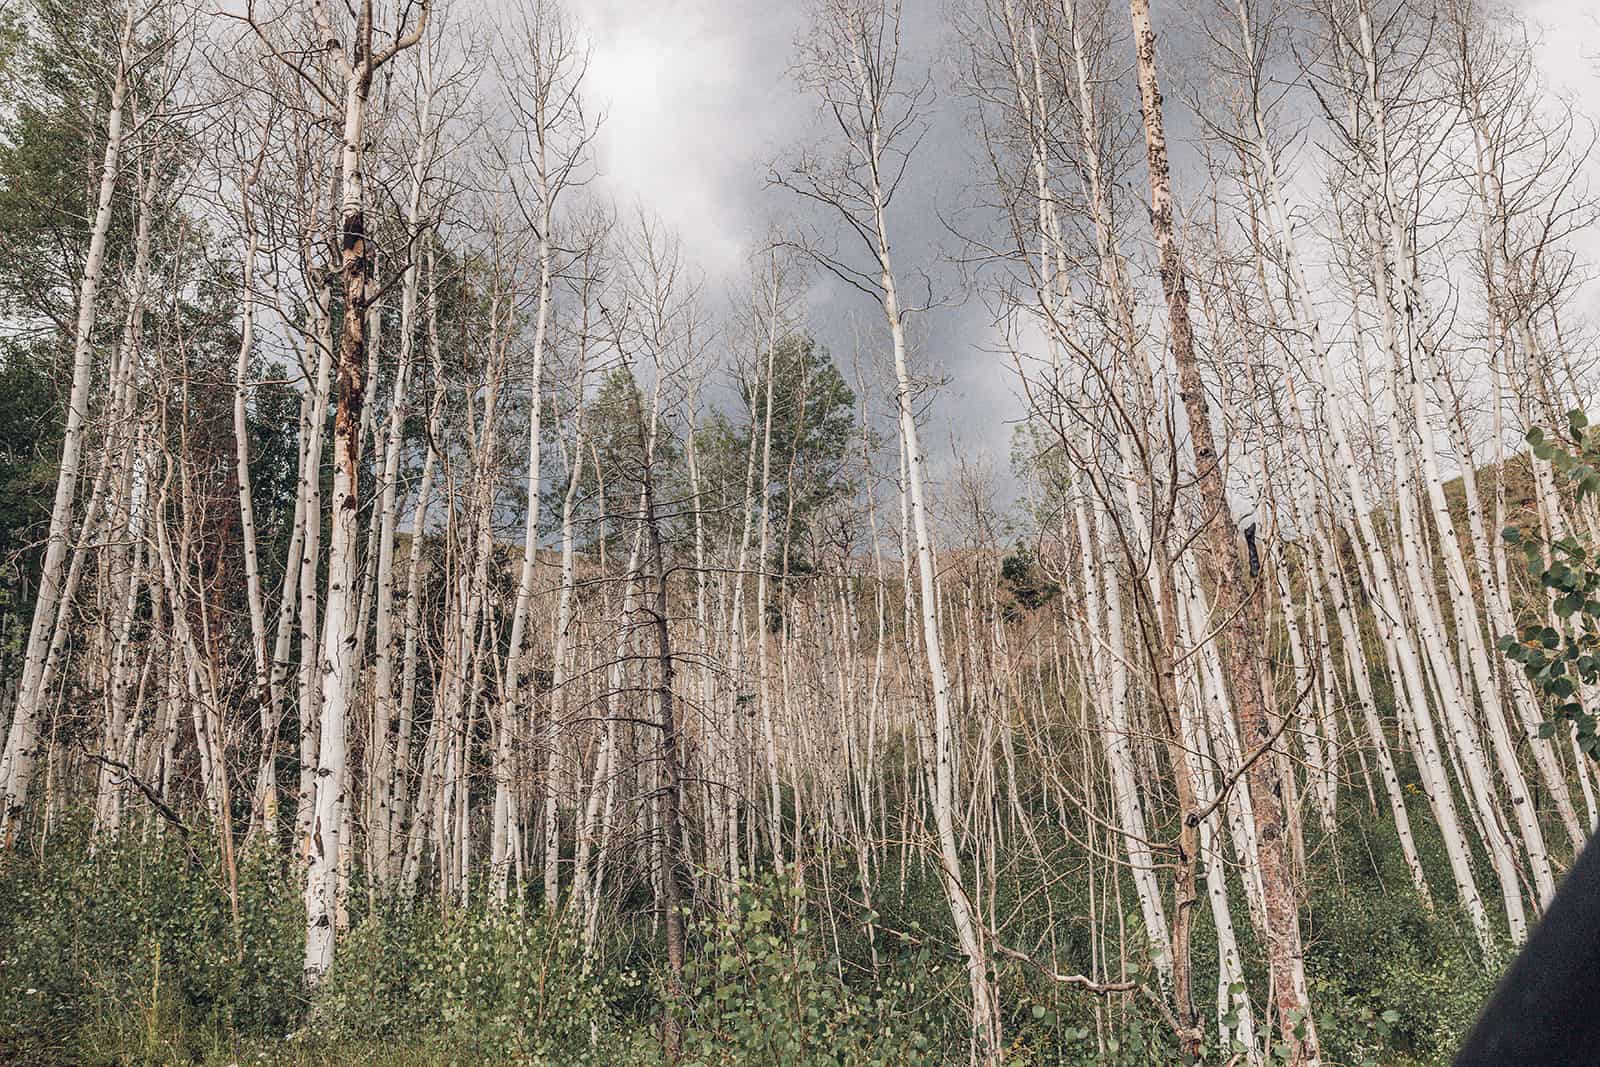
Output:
top-left (991, 936), bottom-right (1201, 1055)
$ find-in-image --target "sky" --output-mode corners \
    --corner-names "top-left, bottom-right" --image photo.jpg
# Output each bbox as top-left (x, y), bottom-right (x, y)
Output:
top-left (582, 0), bottom-right (1020, 493)
top-left (1516, 1), bottom-right (1600, 285)
top-left (577, 0), bottom-right (1600, 500)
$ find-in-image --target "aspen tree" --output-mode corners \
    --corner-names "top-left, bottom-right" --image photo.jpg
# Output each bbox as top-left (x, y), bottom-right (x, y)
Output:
top-left (300, 0), bottom-right (432, 984)
top-left (781, 3), bottom-right (1004, 1055)
top-left (753, 249), bottom-right (797, 875)
top-left (1319, 7), bottom-right (1532, 934)
top-left (227, 120), bottom-right (277, 846)
top-left (369, 35), bottom-right (441, 888)
top-left (1345, 0), bottom-right (1555, 911)
top-left (1124, 0), bottom-right (1318, 1059)
top-left (1220, 1), bottom-right (1491, 942)
top-left (488, 0), bottom-right (591, 907)
top-left (635, 362), bottom-right (690, 1058)
top-left (1446, 0), bottom-right (1589, 847)
top-left (976, 2), bottom-right (1219, 1021)
top-left (550, 218), bottom-right (602, 921)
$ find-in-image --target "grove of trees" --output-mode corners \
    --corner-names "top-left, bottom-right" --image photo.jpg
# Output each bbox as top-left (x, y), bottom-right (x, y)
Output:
top-left (2, 0), bottom-right (1598, 1063)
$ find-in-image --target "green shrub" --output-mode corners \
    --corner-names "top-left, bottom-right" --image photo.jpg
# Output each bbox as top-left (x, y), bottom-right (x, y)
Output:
top-left (0, 811), bottom-right (1506, 1066)
top-left (314, 902), bottom-right (624, 1063)
top-left (679, 874), bottom-right (956, 1066)
top-left (0, 822), bottom-right (302, 1063)
top-left (1304, 839), bottom-right (1501, 1067)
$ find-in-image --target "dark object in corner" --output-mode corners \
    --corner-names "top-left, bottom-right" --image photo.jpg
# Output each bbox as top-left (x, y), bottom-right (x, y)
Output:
top-left (1244, 522), bottom-right (1260, 578)
top-left (1454, 831), bottom-right (1600, 1065)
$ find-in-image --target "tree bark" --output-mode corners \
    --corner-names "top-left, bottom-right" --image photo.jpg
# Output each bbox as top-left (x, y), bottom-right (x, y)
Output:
top-left (1124, 0), bottom-right (1318, 1059)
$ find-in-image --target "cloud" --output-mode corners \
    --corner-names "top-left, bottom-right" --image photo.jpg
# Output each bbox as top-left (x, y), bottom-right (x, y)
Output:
top-left (580, 0), bottom-right (1024, 493)
top-left (584, 0), bottom-right (810, 281)
top-left (568, 0), bottom-right (1600, 515)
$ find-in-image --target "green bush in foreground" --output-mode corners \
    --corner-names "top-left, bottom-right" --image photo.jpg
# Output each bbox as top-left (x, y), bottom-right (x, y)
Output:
top-left (0, 813), bottom-right (1501, 1066)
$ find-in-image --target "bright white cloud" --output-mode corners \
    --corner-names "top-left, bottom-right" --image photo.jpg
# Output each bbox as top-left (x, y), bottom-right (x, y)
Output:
top-left (584, 0), bottom-right (810, 281)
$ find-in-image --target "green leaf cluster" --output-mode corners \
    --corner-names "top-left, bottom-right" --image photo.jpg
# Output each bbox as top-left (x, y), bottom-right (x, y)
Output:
top-left (1498, 411), bottom-right (1600, 759)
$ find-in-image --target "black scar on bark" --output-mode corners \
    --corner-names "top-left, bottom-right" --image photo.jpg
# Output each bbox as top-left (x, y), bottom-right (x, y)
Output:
top-left (342, 209), bottom-right (365, 253)
top-left (337, 206), bottom-right (368, 486)
top-left (337, 353), bottom-right (365, 489)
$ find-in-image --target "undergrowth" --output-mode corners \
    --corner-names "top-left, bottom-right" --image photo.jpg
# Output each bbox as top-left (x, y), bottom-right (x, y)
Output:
top-left (0, 809), bottom-right (1500, 1066)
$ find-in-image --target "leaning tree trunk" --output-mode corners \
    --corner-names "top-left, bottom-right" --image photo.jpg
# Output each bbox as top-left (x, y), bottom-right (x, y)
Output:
top-left (1125, 0), bottom-right (1318, 1060)
top-left (1, 1), bottom-right (135, 842)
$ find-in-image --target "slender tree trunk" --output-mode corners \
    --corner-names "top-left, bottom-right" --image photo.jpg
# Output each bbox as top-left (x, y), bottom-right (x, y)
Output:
top-left (306, 60), bottom-right (376, 986)
top-left (1125, 0), bottom-right (1317, 1058)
